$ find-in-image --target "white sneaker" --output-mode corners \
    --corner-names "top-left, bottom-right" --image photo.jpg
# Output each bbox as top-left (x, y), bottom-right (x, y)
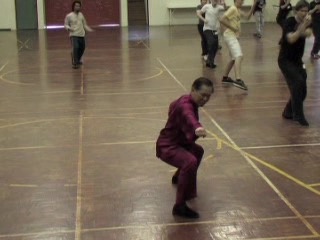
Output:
top-left (203, 55), bottom-right (208, 61)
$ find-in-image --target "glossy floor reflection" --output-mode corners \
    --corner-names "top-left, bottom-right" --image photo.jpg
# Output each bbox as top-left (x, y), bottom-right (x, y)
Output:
top-left (0, 24), bottom-right (320, 240)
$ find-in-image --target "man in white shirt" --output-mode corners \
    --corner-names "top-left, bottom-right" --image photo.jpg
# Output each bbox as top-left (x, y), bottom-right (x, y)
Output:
top-left (197, 0), bottom-right (225, 68)
top-left (64, 1), bottom-right (93, 69)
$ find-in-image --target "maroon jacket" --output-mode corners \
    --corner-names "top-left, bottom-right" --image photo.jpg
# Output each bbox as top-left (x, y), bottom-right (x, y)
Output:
top-left (156, 94), bottom-right (202, 157)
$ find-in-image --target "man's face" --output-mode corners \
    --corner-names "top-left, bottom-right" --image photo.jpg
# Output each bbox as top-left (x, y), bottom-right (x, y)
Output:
top-left (296, 7), bottom-right (309, 21)
top-left (192, 85), bottom-right (213, 107)
top-left (235, 0), bottom-right (244, 7)
top-left (74, 3), bottom-right (81, 13)
top-left (201, 0), bottom-right (207, 5)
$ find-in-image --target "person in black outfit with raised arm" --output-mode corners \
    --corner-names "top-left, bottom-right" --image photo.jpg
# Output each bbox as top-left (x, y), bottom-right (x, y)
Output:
top-left (279, 0), bottom-right (312, 126)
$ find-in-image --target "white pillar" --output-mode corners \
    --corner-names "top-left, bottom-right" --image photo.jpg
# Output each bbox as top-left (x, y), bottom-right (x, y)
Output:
top-left (37, 0), bottom-right (46, 29)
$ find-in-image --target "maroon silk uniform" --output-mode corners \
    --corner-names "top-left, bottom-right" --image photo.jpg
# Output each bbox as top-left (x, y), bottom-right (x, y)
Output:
top-left (156, 94), bottom-right (204, 204)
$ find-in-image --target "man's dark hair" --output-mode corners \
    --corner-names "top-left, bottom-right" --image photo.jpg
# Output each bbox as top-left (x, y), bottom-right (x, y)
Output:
top-left (295, 0), bottom-right (309, 11)
top-left (72, 0), bottom-right (82, 11)
top-left (192, 77), bottom-right (214, 93)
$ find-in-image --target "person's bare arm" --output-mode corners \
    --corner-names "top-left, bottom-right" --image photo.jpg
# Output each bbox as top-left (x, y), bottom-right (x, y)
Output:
top-left (281, 0), bottom-right (291, 9)
top-left (196, 10), bottom-right (207, 23)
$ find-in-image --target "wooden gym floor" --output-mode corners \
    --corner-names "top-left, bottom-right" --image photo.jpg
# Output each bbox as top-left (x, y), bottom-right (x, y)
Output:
top-left (0, 23), bottom-right (320, 240)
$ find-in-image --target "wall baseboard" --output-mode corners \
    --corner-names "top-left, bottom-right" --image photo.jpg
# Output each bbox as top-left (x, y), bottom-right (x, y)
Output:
top-left (0, 28), bottom-right (11, 31)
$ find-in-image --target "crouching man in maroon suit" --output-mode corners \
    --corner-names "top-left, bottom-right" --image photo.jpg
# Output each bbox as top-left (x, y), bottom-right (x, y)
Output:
top-left (156, 77), bottom-right (214, 219)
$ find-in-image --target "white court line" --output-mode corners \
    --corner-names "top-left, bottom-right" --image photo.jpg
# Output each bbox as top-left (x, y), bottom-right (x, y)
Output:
top-left (156, 57), bottom-right (319, 237)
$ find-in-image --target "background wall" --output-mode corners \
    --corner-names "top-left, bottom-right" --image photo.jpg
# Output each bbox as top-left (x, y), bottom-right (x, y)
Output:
top-left (0, 0), bottom-right (17, 30)
top-left (45, 0), bottom-right (120, 27)
top-left (148, 0), bottom-right (300, 25)
top-left (0, 0), bottom-right (302, 30)
top-left (0, 0), bottom-right (127, 30)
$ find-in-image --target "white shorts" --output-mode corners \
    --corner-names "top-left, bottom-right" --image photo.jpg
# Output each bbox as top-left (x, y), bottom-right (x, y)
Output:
top-left (223, 35), bottom-right (243, 60)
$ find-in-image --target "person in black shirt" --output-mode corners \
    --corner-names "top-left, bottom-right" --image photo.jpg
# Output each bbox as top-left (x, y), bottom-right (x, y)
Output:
top-left (278, 0), bottom-right (312, 126)
top-left (309, 0), bottom-right (320, 59)
top-left (276, 0), bottom-right (292, 44)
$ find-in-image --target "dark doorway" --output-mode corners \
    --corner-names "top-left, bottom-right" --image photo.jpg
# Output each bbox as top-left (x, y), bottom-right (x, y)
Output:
top-left (128, 0), bottom-right (148, 26)
top-left (16, 0), bottom-right (38, 30)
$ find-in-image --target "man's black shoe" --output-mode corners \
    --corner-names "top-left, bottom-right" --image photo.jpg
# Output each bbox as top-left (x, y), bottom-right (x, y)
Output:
top-left (282, 113), bottom-right (293, 119)
top-left (172, 203), bottom-right (199, 219)
top-left (294, 118), bottom-right (309, 126)
top-left (222, 77), bottom-right (234, 84)
top-left (233, 79), bottom-right (248, 90)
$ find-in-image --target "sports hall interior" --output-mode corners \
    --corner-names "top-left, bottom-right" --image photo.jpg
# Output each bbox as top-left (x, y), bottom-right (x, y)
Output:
top-left (0, 0), bottom-right (319, 239)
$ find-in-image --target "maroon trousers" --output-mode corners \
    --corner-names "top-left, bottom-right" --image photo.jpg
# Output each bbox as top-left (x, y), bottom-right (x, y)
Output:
top-left (158, 144), bottom-right (204, 204)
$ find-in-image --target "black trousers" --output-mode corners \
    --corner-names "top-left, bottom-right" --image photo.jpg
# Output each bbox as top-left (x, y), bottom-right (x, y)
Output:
top-left (311, 27), bottom-right (320, 54)
top-left (71, 36), bottom-right (85, 65)
top-left (278, 58), bottom-right (307, 120)
top-left (197, 24), bottom-right (208, 56)
top-left (203, 30), bottom-right (218, 65)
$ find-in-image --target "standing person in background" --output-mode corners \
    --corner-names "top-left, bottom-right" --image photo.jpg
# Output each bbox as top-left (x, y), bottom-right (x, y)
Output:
top-left (217, 0), bottom-right (227, 50)
top-left (276, 0), bottom-right (292, 34)
top-left (196, 0), bottom-right (209, 61)
top-left (279, 0), bottom-right (311, 126)
top-left (156, 77), bottom-right (214, 219)
top-left (197, 0), bottom-right (225, 68)
top-left (219, 0), bottom-right (253, 90)
top-left (64, 0), bottom-right (93, 69)
top-left (309, 0), bottom-right (320, 59)
top-left (252, 0), bottom-right (266, 38)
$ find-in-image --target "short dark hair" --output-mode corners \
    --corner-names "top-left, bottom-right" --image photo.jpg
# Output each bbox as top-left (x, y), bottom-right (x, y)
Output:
top-left (72, 1), bottom-right (82, 11)
top-left (192, 77), bottom-right (214, 93)
top-left (295, 0), bottom-right (309, 11)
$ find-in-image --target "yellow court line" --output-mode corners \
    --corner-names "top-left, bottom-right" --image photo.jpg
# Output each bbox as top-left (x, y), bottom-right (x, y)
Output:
top-left (94, 140), bottom-right (155, 146)
top-left (0, 215), bottom-right (318, 238)
top-left (0, 230), bottom-right (74, 238)
top-left (0, 118), bottom-right (76, 129)
top-left (17, 38), bottom-right (30, 51)
top-left (157, 57), bottom-right (319, 237)
top-left (0, 75), bottom-right (35, 85)
top-left (141, 40), bottom-right (150, 49)
top-left (205, 131), bottom-right (320, 237)
top-left (206, 130), bottom-right (320, 196)
top-left (204, 129), bottom-right (319, 236)
top-left (9, 184), bottom-right (38, 188)
top-left (64, 184), bottom-right (77, 187)
top-left (0, 61), bottom-right (9, 72)
top-left (139, 67), bottom-right (163, 81)
top-left (80, 65), bottom-right (84, 95)
top-left (75, 111), bottom-right (84, 240)
top-left (9, 184), bottom-right (77, 188)
top-left (71, 89), bottom-right (178, 96)
top-left (305, 215), bottom-right (320, 218)
top-left (136, 39), bottom-right (150, 50)
top-left (243, 236), bottom-right (318, 240)
top-left (115, 67), bottom-right (163, 83)
top-left (0, 69), bottom-right (35, 86)
top-left (81, 216), bottom-right (320, 235)
top-left (0, 145), bottom-right (75, 151)
top-left (308, 183), bottom-right (320, 187)
top-left (245, 152), bottom-right (320, 196)
top-left (202, 154), bottom-right (213, 163)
